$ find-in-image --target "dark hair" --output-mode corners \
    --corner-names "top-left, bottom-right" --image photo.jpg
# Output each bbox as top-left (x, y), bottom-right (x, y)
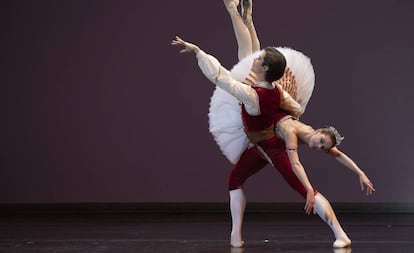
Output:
top-left (320, 126), bottom-right (344, 149)
top-left (262, 47), bottom-right (286, 83)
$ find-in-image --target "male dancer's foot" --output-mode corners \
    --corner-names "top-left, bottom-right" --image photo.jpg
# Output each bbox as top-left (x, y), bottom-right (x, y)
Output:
top-left (230, 236), bottom-right (244, 248)
top-left (333, 238), bottom-right (352, 248)
top-left (229, 189), bottom-right (246, 248)
top-left (331, 216), bottom-right (351, 248)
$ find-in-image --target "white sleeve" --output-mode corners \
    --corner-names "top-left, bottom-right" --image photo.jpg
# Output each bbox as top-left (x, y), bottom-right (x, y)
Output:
top-left (196, 50), bottom-right (260, 115)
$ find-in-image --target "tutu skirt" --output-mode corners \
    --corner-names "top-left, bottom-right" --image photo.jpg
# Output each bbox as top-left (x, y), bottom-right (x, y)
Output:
top-left (208, 47), bottom-right (315, 164)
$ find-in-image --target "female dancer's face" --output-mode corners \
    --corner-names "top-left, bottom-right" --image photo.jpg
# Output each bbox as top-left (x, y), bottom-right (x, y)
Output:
top-left (308, 131), bottom-right (334, 151)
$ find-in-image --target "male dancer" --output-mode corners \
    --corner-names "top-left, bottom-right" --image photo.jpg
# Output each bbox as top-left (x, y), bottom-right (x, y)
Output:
top-left (171, 36), bottom-right (323, 247)
top-left (173, 0), bottom-right (362, 248)
top-left (216, 0), bottom-right (377, 249)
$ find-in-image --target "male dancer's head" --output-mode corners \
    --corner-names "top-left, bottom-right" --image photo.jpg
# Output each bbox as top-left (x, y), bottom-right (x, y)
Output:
top-left (251, 47), bottom-right (286, 83)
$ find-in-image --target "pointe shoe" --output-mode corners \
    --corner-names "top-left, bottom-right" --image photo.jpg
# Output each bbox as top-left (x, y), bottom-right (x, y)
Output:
top-left (241, 0), bottom-right (252, 24)
top-left (224, 0), bottom-right (240, 12)
top-left (333, 238), bottom-right (351, 248)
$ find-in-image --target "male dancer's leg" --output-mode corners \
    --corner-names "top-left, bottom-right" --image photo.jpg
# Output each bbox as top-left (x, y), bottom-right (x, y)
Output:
top-left (228, 145), bottom-right (268, 247)
top-left (314, 194), bottom-right (351, 248)
top-left (262, 138), bottom-right (351, 248)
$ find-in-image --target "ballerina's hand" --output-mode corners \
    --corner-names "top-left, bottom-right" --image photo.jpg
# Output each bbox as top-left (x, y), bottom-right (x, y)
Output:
top-left (304, 190), bottom-right (316, 215)
top-left (359, 174), bottom-right (375, 196)
top-left (171, 36), bottom-right (200, 54)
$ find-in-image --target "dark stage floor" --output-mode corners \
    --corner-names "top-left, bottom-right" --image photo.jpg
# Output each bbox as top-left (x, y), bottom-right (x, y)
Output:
top-left (1, 207), bottom-right (414, 253)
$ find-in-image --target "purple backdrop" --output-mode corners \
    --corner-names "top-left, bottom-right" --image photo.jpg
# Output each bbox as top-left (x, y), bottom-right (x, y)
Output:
top-left (2, 0), bottom-right (414, 203)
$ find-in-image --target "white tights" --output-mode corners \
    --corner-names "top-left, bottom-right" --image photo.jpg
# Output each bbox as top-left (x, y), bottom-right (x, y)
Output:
top-left (314, 193), bottom-right (351, 248)
top-left (229, 190), bottom-right (351, 248)
top-left (229, 189), bottom-right (246, 247)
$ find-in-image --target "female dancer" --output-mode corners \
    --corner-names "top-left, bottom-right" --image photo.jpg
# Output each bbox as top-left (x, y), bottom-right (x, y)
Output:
top-left (209, 0), bottom-right (376, 248)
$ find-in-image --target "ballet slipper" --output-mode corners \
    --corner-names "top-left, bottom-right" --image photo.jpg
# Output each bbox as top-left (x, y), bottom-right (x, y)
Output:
top-left (333, 238), bottom-right (352, 248)
top-left (229, 189), bottom-right (246, 248)
top-left (230, 239), bottom-right (245, 248)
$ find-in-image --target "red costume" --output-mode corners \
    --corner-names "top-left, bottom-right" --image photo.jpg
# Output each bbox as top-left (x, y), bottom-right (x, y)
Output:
top-left (197, 48), bottom-right (349, 248)
top-left (228, 87), bottom-right (310, 198)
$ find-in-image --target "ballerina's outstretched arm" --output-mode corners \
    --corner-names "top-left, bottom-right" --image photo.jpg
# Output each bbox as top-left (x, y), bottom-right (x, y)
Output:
top-left (328, 147), bottom-right (376, 196)
top-left (283, 132), bottom-right (316, 215)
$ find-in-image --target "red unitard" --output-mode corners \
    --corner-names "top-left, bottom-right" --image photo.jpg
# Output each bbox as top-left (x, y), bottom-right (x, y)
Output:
top-left (227, 87), bottom-right (313, 199)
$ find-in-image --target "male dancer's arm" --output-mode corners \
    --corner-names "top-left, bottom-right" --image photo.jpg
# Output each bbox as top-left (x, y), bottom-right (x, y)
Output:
top-left (275, 83), bottom-right (302, 118)
top-left (196, 50), bottom-right (261, 115)
top-left (172, 36), bottom-right (261, 115)
top-left (273, 68), bottom-right (302, 118)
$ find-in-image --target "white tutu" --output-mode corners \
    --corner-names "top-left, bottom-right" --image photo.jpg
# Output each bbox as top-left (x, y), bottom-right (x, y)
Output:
top-left (208, 47), bottom-right (315, 164)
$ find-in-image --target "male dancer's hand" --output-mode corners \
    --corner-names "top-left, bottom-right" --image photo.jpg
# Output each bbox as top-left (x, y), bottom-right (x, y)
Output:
top-left (171, 36), bottom-right (200, 54)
